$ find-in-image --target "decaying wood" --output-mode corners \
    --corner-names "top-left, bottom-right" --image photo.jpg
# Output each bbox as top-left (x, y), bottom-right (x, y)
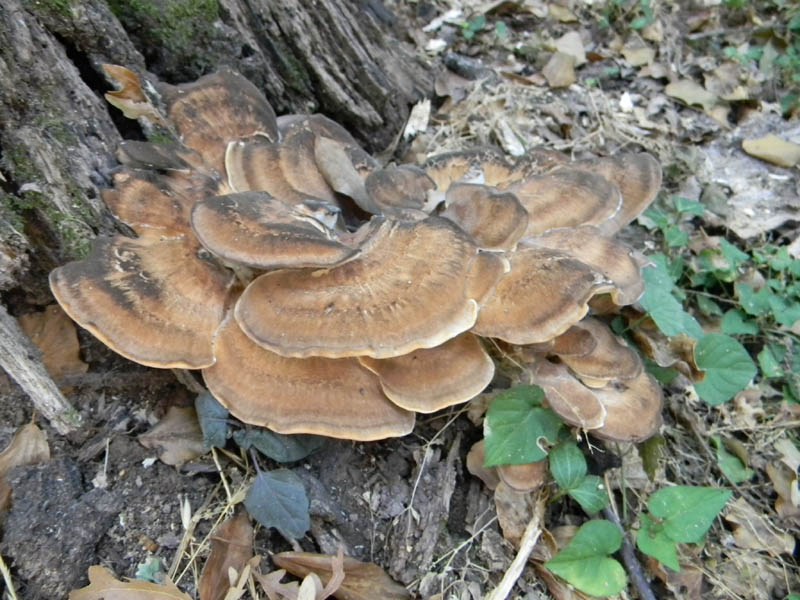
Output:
top-left (0, 304), bottom-right (82, 435)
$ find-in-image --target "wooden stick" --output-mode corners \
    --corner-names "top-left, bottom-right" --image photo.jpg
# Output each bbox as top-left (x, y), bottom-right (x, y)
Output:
top-left (0, 304), bottom-right (82, 434)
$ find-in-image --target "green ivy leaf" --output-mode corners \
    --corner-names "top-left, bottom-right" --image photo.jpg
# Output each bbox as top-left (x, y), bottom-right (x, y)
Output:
top-left (673, 196), bottom-right (706, 217)
top-left (758, 345), bottom-right (784, 379)
top-left (233, 428), bottom-right (325, 463)
top-left (648, 486), bottom-right (732, 543)
top-left (545, 520), bottom-right (627, 597)
top-left (718, 238), bottom-right (749, 269)
top-left (195, 392), bottom-right (229, 450)
top-left (710, 435), bottom-right (754, 483)
top-left (244, 469), bottom-right (310, 540)
top-left (664, 225), bottom-right (688, 247)
top-left (549, 442), bottom-right (587, 490)
top-left (484, 386), bottom-right (563, 466)
top-left (720, 309), bottom-right (759, 335)
top-left (735, 283), bottom-right (773, 317)
top-left (694, 334), bottom-right (756, 405)
top-left (640, 259), bottom-right (703, 339)
top-left (637, 513), bottom-right (679, 571)
top-left (696, 295), bottom-right (723, 317)
top-left (568, 475), bottom-right (609, 515)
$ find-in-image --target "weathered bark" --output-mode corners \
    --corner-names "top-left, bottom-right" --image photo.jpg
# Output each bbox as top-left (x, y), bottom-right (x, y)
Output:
top-left (0, 0), bottom-right (432, 430)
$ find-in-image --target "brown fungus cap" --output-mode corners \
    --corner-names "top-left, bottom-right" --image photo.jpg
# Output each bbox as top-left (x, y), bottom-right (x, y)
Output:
top-left (523, 225), bottom-right (645, 305)
top-left (497, 459), bottom-right (548, 493)
top-left (203, 313), bottom-right (414, 440)
top-left (364, 165), bottom-right (435, 218)
top-left (224, 134), bottom-right (337, 205)
top-left (533, 360), bottom-right (607, 430)
top-left (115, 141), bottom-right (194, 172)
top-left (103, 168), bottom-right (220, 234)
top-left (423, 147), bottom-right (516, 208)
top-left (156, 68), bottom-right (279, 175)
top-left (525, 325), bottom-right (597, 357)
top-left (235, 217), bottom-right (504, 358)
top-left (505, 167), bottom-right (622, 236)
top-left (558, 318), bottom-right (643, 385)
top-left (589, 371), bottom-right (663, 442)
top-left (314, 135), bottom-right (375, 213)
top-left (466, 440), bottom-right (500, 490)
top-left (191, 191), bottom-right (357, 270)
top-left (358, 333), bottom-right (494, 413)
top-left (573, 153), bottom-right (662, 236)
top-left (50, 231), bottom-right (235, 369)
top-left (473, 247), bottom-right (614, 344)
top-left (441, 183), bottom-right (529, 251)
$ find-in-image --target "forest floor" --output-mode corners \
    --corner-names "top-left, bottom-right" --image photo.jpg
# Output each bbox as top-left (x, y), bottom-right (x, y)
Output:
top-left (1, 1), bottom-right (799, 599)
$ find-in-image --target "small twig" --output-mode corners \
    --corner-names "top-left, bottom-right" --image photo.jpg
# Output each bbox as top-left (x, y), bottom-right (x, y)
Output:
top-left (485, 489), bottom-right (546, 600)
top-left (0, 304), bottom-right (82, 435)
top-left (602, 504), bottom-right (657, 600)
top-left (0, 553), bottom-right (19, 600)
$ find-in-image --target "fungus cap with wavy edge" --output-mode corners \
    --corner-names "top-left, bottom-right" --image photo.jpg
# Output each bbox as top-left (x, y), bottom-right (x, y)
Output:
top-left (532, 360), bottom-right (607, 430)
top-left (364, 164), bottom-right (435, 218)
top-left (466, 440), bottom-right (500, 490)
top-left (441, 183), bottom-right (529, 251)
top-left (472, 247), bottom-right (615, 344)
top-left (523, 325), bottom-right (597, 358)
top-left (49, 230), bottom-right (235, 369)
top-left (358, 332), bottom-right (494, 413)
top-left (589, 371), bottom-right (663, 442)
top-left (558, 317), bottom-right (643, 386)
top-left (156, 68), bottom-right (279, 175)
top-left (191, 191), bottom-right (358, 270)
top-left (203, 313), bottom-right (414, 440)
top-left (505, 167), bottom-right (622, 236)
top-left (497, 459), bottom-right (548, 493)
top-left (573, 153), bottom-right (662, 236)
top-left (235, 216), bottom-right (506, 359)
top-left (523, 224), bottom-right (645, 305)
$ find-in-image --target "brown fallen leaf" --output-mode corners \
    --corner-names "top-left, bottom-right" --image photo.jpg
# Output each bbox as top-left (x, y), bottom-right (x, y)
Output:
top-left (273, 550), bottom-right (410, 600)
top-left (0, 423), bottom-right (50, 512)
top-left (69, 564), bottom-right (191, 599)
top-left (742, 134), bottom-right (800, 168)
top-left (138, 406), bottom-right (205, 466)
top-left (198, 509), bottom-right (254, 600)
top-left (724, 497), bottom-right (795, 555)
top-left (555, 31), bottom-right (586, 67)
top-left (18, 304), bottom-right (88, 386)
top-left (665, 79), bottom-right (718, 112)
top-left (493, 481), bottom-right (535, 548)
top-left (622, 35), bottom-right (655, 67)
top-left (102, 64), bottom-right (166, 125)
top-left (542, 52), bottom-right (576, 88)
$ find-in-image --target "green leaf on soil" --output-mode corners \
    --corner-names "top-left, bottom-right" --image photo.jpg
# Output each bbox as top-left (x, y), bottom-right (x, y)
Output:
top-left (758, 345), bottom-right (784, 378)
top-left (244, 469), bottom-right (310, 540)
top-left (637, 513), bottom-right (680, 571)
top-left (720, 309), bottom-right (759, 335)
top-left (568, 475), bottom-right (609, 515)
top-left (545, 520), bottom-right (626, 596)
top-left (233, 429), bottom-right (325, 463)
top-left (640, 256), bottom-right (704, 339)
top-left (694, 334), bottom-right (756, 405)
top-left (549, 442), bottom-right (586, 490)
top-left (696, 295), bottom-right (723, 317)
top-left (648, 486), bottom-right (732, 543)
top-left (710, 436), bottom-right (754, 483)
top-left (483, 385), bottom-right (564, 466)
top-left (673, 196), bottom-right (706, 216)
top-left (735, 283), bottom-right (773, 317)
top-left (195, 392), bottom-right (229, 450)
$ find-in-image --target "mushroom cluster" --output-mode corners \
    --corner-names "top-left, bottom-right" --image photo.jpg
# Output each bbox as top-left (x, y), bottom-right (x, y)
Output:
top-left (50, 68), bottom-right (663, 443)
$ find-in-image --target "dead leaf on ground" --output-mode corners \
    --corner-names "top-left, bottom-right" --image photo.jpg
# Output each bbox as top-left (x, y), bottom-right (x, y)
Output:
top-left (622, 35), bottom-right (655, 67)
top-left (138, 406), bottom-right (205, 466)
top-left (272, 550), bottom-right (410, 600)
top-left (198, 509), bottom-right (254, 600)
top-left (724, 497), bottom-right (796, 555)
top-left (18, 304), bottom-right (88, 385)
top-left (69, 565), bottom-right (191, 599)
top-left (102, 64), bottom-right (166, 125)
top-left (742, 134), bottom-right (800, 167)
top-left (555, 31), bottom-right (585, 67)
top-left (542, 52), bottom-right (576, 88)
top-left (548, 3), bottom-right (576, 22)
top-left (0, 423), bottom-right (50, 512)
top-left (493, 481), bottom-right (535, 548)
top-left (665, 79), bottom-right (718, 112)
top-left (766, 463), bottom-right (800, 519)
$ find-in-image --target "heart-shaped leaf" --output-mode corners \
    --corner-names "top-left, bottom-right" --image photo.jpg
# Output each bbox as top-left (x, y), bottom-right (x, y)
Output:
top-left (244, 470), bottom-right (310, 540)
top-left (694, 334), bottom-right (756, 406)
top-left (637, 513), bottom-right (679, 571)
top-left (195, 392), bottom-right (229, 450)
top-left (548, 442), bottom-right (586, 491)
top-left (233, 429), bottom-right (324, 463)
top-left (648, 485), bottom-right (731, 543)
top-left (545, 520), bottom-right (626, 597)
top-left (483, 386), bottom-right (563, 466)
top-left (568, 475), bottom-right (609, 515)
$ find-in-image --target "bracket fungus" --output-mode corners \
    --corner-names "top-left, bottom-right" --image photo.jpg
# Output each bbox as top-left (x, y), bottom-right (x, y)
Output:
top-left (51, 66), bottom-right (665, 443)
